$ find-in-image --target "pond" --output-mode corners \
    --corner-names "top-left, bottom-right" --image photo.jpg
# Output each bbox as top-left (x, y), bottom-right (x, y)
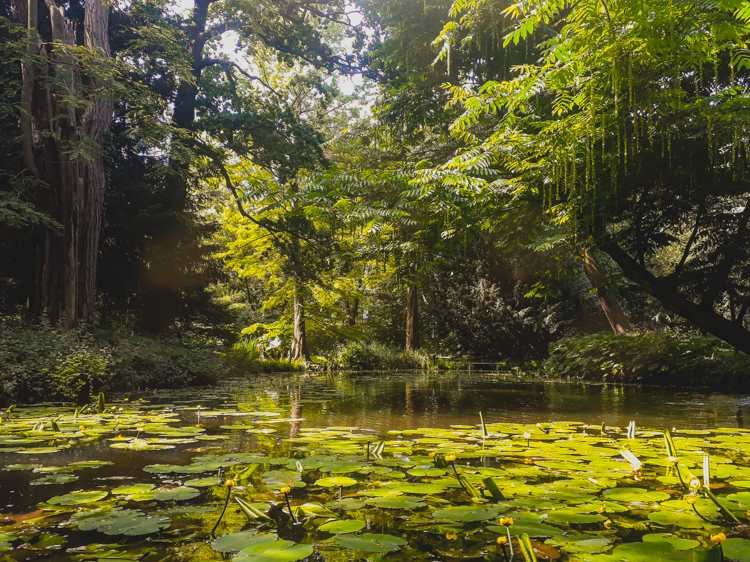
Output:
top-left (2, 371), bottom-right (750, 561)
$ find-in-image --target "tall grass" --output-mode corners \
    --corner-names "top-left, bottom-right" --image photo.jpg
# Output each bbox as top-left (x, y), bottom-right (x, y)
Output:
top-left (330, 341), bottom-right (437, 371)
top-left (223, 342), bottom-right (305, 373)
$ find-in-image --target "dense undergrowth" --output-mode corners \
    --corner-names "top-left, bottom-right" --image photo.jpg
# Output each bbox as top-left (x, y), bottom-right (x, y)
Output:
top-left (545, 332), bottom-right (750, 387)
top-left (0, 317), bottom-right (231, 403)
top-left (329, 341), bottom-right (468, 371)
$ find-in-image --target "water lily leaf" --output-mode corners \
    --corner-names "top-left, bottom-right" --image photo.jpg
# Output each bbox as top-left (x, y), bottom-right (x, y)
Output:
top-left (326, 498), bottom-right (366, 511)
top-left (30, 474), bottom-right (78, 485)
top-left (46, 490), bottom-right (108, 505)
top-left (319, 520), bottom-right (366, 533)
top-left (316, 476), bottom-right (357, 487)
top-left (211, 531), bottom-right (277, 553)
top-left (0, 534), bottom-right (15, 552)
top-left (235, 539), bottom-right (313, 561)
top-left (333, 533), bottom-right (407, 553)
top-left (73, 507), bottom-right (170, 535)
top-left (544, 536), bottom-right (613, 554)
top-left (432, 505), bottom-right (501, 522)
top-left (365, 497), bottom-right (426, 509)
top-left (488, 521), bottom-right (565, 537)
top-left (112, 484), bottom-right (154, 495)
top-left (152, 486), bottom-right (200, 501)
top-left (546, 510), bottom-right (607, 524)
top-left (185, 477), bottom-right (219, 487)
top-left (407, 468), bottom-right (446, 477)
top-left (603, 487), bottom-right (670, 503)
top-left (723, 538), bottom-right (750, 560)
top-left (642, 534), bottom-right (700, 551)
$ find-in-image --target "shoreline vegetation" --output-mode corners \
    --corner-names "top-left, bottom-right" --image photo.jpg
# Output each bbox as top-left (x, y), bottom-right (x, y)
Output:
top-left (2, 317), bottom-right (749, 404)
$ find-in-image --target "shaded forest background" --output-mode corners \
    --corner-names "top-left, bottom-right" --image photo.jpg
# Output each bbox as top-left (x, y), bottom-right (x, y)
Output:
top-left (2, 0), bottom-right (750, 400)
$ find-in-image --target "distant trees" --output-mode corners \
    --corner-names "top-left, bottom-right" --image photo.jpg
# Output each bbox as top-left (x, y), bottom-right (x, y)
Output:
top-left (427, 0), bottom-right (750, 354)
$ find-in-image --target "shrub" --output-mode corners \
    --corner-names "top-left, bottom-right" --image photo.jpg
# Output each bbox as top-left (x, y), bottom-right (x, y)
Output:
top-left (0, 317), bottom-right (232, 403)
top-left (545, 332), bottom-right (750, 387)
top-left (330, 341), bottom-right (434, 371)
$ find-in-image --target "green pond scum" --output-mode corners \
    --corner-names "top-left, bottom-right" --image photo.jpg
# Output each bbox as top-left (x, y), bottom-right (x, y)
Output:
top-left (2, 389), bottom-right (750, 561)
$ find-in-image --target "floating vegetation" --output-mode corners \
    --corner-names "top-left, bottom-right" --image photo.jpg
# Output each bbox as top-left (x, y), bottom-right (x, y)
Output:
top-left (3, 392), bottom-right (750, 562)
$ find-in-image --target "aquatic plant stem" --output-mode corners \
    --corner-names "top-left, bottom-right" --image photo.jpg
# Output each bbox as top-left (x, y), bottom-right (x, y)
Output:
top-left (506, 527), bottom-right (514, 559)
top-left (691, 503), bottom-right (714, 524)
top-left (497, 542), bottom-right (509, 562)
top-left (704, 487), bottom-right (742, 525)
top-left (210, 486), bottom-right (231, 536)
top-left (673, 462), bottom-right (688, 489)
top-left (284, 492), bottom-right (298, 524)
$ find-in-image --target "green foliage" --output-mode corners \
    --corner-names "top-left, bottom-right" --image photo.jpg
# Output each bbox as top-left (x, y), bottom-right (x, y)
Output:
top-left (545, 333), bottom-right (750, 386)
top-left (0, 317), bottom-right (231, 403)
top-left (330, 341), bottom-right (436, 371)
top-left (223, 342), bottom-right (305, 373)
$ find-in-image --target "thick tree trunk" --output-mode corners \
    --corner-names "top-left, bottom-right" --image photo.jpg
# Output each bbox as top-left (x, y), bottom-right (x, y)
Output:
top-left (406, 286), bottom-right (420, 350)
top-left (25, 0), bottom-right (112, 329)
top-left (604, 243), bottom-right (750, 356)
top-left (30, 0), bottom-right (112, 328)
top-left (581, 249), bottom-right (630, 334)
top-left (290, 281), bottom-right (309, 361)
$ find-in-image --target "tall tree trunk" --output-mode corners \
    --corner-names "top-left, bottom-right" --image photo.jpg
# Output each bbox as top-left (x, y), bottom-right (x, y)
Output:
top-left (604, 243), bottom-right (750, 356)
top-left (582, 249), bottom-right (630, 334)
top-left (25, 0), bottom-right (112, 329)
top-left (290, 280), bottom-right (309, 361)
top-left (346, 298), bottom-right (358, 326)
top-left (406, 285), bottom-right (420, 350)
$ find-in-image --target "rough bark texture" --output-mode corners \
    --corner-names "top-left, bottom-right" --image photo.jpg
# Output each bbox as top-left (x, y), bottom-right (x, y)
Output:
top-left (581, 249), bottom-right (631, 335)
top-left (406, 286), bottom-right (420, 350)
top-left (604, 243), bottom-right (750, 356)
top-left (346, 298), bottom-right (359, 326)
top-left (26, 0), bottom-right (112, 329)
top-left (290, 281), bottom-right (309, 361)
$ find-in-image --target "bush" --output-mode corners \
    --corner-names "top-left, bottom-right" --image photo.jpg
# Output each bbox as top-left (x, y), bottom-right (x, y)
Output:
top-left (545, 332), bottom-right (750, 387)
top-left (330, 341), bottom-right (435, 371)
top-left (0, 317), bottom-right (231, 404)
top-left (223, 341), bottom-right (305, 373)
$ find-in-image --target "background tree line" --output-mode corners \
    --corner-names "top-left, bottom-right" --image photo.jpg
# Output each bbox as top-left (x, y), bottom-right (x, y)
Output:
top-left (1, 0), bottom-right (749, 371)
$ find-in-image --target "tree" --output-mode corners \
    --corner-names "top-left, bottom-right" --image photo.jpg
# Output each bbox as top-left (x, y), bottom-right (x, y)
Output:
top-left (429, 0), bottom-right (750, 353)
top-left (4, 0), bottom-right (115, 328)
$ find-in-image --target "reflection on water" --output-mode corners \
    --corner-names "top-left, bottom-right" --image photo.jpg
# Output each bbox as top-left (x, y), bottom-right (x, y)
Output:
top-left (223, 371), bottom-right (750, 433)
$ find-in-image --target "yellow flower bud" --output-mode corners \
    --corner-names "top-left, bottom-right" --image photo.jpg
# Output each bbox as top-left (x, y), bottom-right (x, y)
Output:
top-left (500, 517), bottom-right (513, 527)
top-left (224, 479), bottom-right (236, 487)
top-left (711, 533), bottom-right (726, 543)
top-left (497, 536), bottom-right (508, 545)
top-left (445, 455), bottom-right (456, 462)
top-left (603, 520), bottom-right (613, 529)
top-left (429, 452), bottom-right (436, 458)
top-left (597, 504), bottom-right (607, 514)
top-left (445, 533), bottom-right (457, 540)
top-left (686, 496), bottom-right (697, 505)
top-left (280, 486), bottom-right (291, 494)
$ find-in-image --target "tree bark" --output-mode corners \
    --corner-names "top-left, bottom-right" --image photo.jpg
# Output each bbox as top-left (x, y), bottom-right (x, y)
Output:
top-left (406, 285), bottom-right (420, 350)
top-left (603, 243), bottom-right (750, 356)
top-left (26, 0), bottom-right (112, 329)
top-left (581, 249), bottom-right (630, 334)
top-left (290, 280), bottom-right (309, 361)
top-left (346, 297), bottom-right (358, 326)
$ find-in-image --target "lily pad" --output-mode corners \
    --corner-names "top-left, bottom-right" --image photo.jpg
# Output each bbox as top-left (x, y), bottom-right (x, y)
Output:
top-left (235, 539), bottom-right (314, 561)
top-left (319, 520), bottom-right (366, 533)
top-left (316, 476), bottom-right (357, 487)
top-left (432, 505), bottom-right (501, 522)
top-left (46, 490), bottom-right (108, 505)
top-left (333, 533), bottom-right (408, 553)
top-left (211, 532), bottom-right (278, 553)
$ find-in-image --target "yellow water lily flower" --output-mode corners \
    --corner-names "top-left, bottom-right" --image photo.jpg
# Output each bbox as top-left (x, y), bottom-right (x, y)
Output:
top-left (711, 533), bottom-right (726, 543)
top-left (445, 455), bottom-right (456, 462)
top-left (445, 533), bottom-right (457, 540)
top-left (686, 496), bottom-right (697, 505)
top-left (597, 504), bottom-right (607, 514)
top-left (497, 536), bottom-right (508, 545)
top-left (500, 517), bottom-right (513, 527)
top-left (280, 486), bottom-right (291, 494)
top-left (224, 479), bottom-right (236, 487)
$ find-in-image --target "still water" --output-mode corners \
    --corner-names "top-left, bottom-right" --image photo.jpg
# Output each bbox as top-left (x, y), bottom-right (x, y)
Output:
top-left (1, 371), bottom-right (749, 561)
